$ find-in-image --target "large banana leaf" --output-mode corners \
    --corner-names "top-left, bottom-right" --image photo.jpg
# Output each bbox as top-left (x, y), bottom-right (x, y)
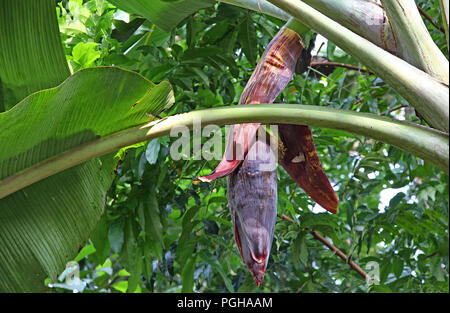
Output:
top-left (0, 0), bottom-right (174, 292)
top-left (0, 67), bottom-right (174, 292)
top-left (108, 0), bottom-right (215, 32)
top-left (0, 0), bottom-right (70, 111)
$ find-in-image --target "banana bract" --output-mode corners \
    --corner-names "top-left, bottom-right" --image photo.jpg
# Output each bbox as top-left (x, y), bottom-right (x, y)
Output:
top-left (199, 26), bottom-right (338, 286)
top-left (199, 26), bottom-right (303, 183)
top-left (227, 138), bottom-right (277, 286)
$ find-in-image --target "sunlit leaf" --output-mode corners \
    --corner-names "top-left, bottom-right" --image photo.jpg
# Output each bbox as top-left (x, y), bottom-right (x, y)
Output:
top-left (108, 0), bottom-right (215, 32)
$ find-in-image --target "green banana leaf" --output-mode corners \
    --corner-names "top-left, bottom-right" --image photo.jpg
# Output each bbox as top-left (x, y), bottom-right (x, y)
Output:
top-left (108, 0), bottom-right (215, 32)
top-left (0, 67), bottom-right (174, 292)
top-left (0, 0), bottom-right (70, 112)
top-left (0, 0), bottom-right (174, 292)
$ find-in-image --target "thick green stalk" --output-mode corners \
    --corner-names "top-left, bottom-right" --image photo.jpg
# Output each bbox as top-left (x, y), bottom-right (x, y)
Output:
top-left (301, 0), bottom-right (449, 82)
top-left (301, 0), bottom-right (397, 54)
top-left (381, 0), bottom-right (449, 85)
top-left (267, 0), bottom-right (449, 132)
top-left (0, 104), bottom-right (447, 199)
top-left (219, 1), bottom-right (397, 57)
top-left (285, 17), bottom-right (309, 37)
top-left (221, 0), bottom-right (449, 81)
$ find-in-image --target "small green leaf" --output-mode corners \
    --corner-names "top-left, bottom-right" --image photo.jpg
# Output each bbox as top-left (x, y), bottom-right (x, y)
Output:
top-left (108, 218), bottom-right (125, 253)
top-left (74, 245), bottom-right (96, 262)
top-left (145, 139), bottom-right (161, 164)
top-left (326, 41), bottom-right (336, 58)
top-left (293, 232), bottom-right (309, 266)
top-left (238, 16), bottom-right (257, 65)
top-left (207, 196), bottom-right (227, 205)
top-left (121, 216), bottom-right (138, 269)
top-left (392, 257), bottom-right (403, 278)
top-left (95, 0), bottom-right (106, 15)
top-left (431, 256), bottom-right (445, 282)
top-left (71, 42), bottom-right (101, 69)
top-left (112, 280), bottom-right (128, 293)
top-left (140, 195), bottom-right (165, 250)
top-left (127, 254), bottom-right (143, 292)
top-left (189, 67), bottom-right (210, 87)
top-left (300, 213), bottom-right (338, 229)
top-left (389, 192), bottom-right (405, 210)
top-left (90, 215), bottom-right (111, 264)
top-left (380, 260), bottom-right (392, 283)
top-left (177, 237), bottom-right (197, 267)
top-left (418, 186), bottom-right (437, 202)
top-left (181, 255), bottom-right (197, 292)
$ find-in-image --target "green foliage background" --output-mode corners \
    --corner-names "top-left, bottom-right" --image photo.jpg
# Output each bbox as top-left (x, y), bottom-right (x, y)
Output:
top-left (47, 0), bottom-right (448, 293)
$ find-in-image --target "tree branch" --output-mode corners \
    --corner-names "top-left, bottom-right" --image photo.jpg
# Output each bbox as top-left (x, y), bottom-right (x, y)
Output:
top-left (281, 214), bottom-right (368, 279)
top-left (417, 4), bottom-right (446, 33)
top-left (310, 61), bottom-right (372, 74)
top-left (380, 104), bottom-right (409, 116)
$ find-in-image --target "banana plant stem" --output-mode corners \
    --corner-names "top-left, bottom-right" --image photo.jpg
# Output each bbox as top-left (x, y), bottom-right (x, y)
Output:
top-left (267, 0), bottom-right (449, 132)
top-left (0, 104), bottom-right (448, 199)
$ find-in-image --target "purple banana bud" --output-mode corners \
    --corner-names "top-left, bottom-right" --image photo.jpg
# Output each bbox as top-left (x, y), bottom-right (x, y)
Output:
top-left (227, 138), bottom-right (277, 286)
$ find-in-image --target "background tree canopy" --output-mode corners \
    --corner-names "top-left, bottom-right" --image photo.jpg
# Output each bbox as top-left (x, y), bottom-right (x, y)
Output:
top-left (0, 0), bottom-right (448, 293)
